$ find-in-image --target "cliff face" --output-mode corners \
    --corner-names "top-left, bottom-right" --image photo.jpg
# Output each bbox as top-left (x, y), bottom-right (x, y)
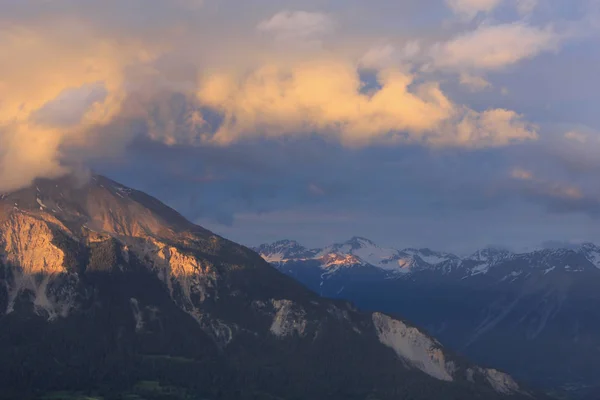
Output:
top-left (0, 175), bottom-right (545, 400)
top-left (1, 212), bottom-right (67, 275)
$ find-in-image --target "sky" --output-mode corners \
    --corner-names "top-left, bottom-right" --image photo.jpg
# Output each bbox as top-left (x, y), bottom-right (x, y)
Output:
top-left (1, 0), bottom-right (600, 252)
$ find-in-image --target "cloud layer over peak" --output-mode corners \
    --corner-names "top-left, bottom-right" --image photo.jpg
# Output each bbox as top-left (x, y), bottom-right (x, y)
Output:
top-left (0, 0), bottom-right (555, 192)
top-left (0, 0), bottom-right (599, 251)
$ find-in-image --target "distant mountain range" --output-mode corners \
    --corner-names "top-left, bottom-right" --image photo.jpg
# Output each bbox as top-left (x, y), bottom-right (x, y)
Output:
top-left (256, 237), bottom-right (600, 400)
top-left (0, 176), bottom-right (544, 400)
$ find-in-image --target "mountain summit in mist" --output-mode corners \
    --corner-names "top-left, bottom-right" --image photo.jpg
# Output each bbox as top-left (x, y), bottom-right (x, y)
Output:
top-left (0, 174), bottom-right (543, 400)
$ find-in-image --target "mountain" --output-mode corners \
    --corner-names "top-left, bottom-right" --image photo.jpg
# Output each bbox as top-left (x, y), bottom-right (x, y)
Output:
top-left (257, 237), bottom-right (466, 278)
top-left (0, 175), bottom-right (540, 400)
top-left (257, 238), bottom-right (600, 400)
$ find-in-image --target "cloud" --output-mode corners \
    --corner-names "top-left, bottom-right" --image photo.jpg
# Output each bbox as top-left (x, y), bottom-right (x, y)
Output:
top-left (0, 20), bottom-right (157, 192)
top-left (540, 239), bottom-right (583, 250)
top-left (359, 41), bottom-right (421, 69)
top-left (447, 109), bottom-right (538, 147)
top-left (508, 167), bottom-right (600, 216)
top-left (431, 22), bottom-right (559, 71)
top-left (360, 44), bottom-right (397, 69)
top-left (0, 123), bottom-right (69, 193)
top-left (511, 167), bottom-right (534, 180)
top-left (459, 73), bottom-right (492, 91)
top-left (1, 0), bottom-right (598, 253)
top-left (308, 183), bottom-right (325, 196)
top-left (445, 0), bottom-right (504, 20)
top-left (0, 0), bottom-right (576, 195)
top-left (197, 60), bottom-right (537, 148)
top-left (32, 82), bottom-right (109, 127)
top-left (176, 0), bottom-right (204, 9)
top-left (257, 10), bottom-right (334, 47)
top-left (445, 0), bottom-right (538, 20)
top-left (516, 0), bottom-right (537, 16)
top-left (564, 130), bottom-right (588, 143)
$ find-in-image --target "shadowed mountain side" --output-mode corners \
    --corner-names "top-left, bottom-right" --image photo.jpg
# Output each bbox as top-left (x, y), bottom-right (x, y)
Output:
top-left (258, 238), bottom-right (600, 399)
top-left (0, 174), bottom-right (547, 400)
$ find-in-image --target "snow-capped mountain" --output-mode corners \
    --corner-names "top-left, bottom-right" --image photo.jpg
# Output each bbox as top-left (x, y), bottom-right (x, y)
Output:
top-left (257, 237), bottom-right (600, 400)
top-left (0, 175), bottom-right (541, 400)
top-left (466, 247), bottom-right (514, 275)
top-left (256, 236), bottom-right (461, 275)
top-left (257, 238), bottom-right (600, 281)
top-left (254, 239), bottom-right (319, 262)
top-left (576, 242), bottom-right (600, 269)
top-left (321, 236), bottom-right (407, 271)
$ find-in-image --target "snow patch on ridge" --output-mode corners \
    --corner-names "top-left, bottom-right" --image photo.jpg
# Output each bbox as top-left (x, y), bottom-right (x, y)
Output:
top-left (344, 243), bottom-right (399, 270)
top-left (36, 198), bottom-right (47, 209)
top-left (416, 254), bottom-right (447, 265)
top-left (372, 312), bottom-right (454, 381)
top-left (319, 253), bottom-right (363, 272)
top-left (262, 251), bottom-right (285, 263)
top-left (543, 266), bottom-right (556, 275)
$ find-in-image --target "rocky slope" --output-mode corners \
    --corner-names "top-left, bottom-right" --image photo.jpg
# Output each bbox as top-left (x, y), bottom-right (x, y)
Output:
top-left (0, 175), bottom-right (542, 400)
top-left (257, 238), bottom-right (600, 399)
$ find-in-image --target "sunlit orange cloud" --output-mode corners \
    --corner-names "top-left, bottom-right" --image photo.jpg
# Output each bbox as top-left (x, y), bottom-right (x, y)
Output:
top-left (197, 60), bottom-right (537, 147)
top-left (0, 19), bottom-right (166, 192)
top-left (0, 7), bottom-right (542, 192)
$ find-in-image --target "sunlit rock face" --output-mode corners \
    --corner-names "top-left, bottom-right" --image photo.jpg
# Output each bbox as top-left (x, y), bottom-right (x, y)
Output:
top-left (1, 213), bottom-right (67, 275)
top-left (0, 174), bottom-right (224, 321)
top-left (0, 174), bottom-right (542, 400)
top-left (372, 312), bottom-right (454, 382)
top-left (0, 212), bottom-right (75, 319)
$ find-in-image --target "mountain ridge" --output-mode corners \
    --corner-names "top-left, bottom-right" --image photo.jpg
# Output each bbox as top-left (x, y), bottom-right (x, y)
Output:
top-left (257, 236), bottom-right (600, 399)
top-left (255, 237), bottom-right (600, 277)
top-left (0, 174), bottom-right (541, 400)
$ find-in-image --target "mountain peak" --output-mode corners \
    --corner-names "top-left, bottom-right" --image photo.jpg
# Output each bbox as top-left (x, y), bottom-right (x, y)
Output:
top-left (255, 239), bottom-right (305, 250)
top-left (272, 239), bottom-right (302, 247)
top-left (469, 247), bottom-right (513, 261)
top-left (254, 239), bottom-right (316, 263)
top-left (340, 236), bottom-right (377, 250)
top-left (579, 242), bottom-right (600, 251)
top-left (1, 173), bottom-right (210, 240)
